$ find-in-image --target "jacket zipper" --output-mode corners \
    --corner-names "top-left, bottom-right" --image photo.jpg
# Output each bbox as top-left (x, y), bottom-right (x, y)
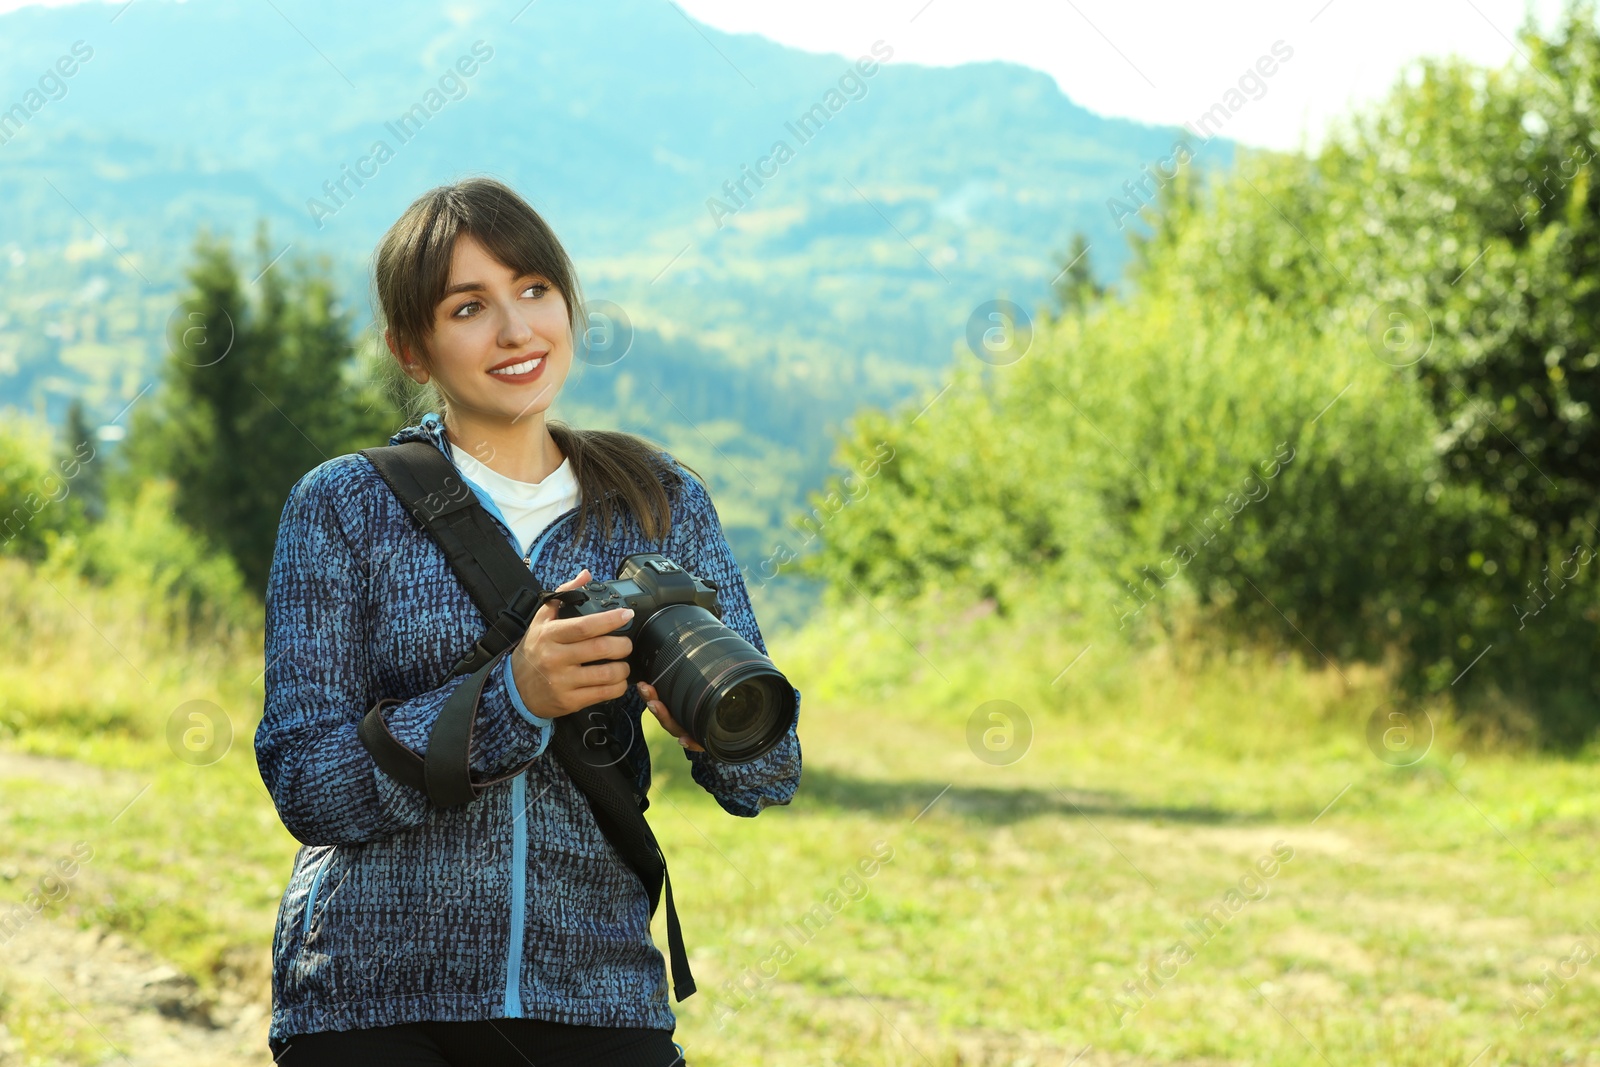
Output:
top-left (501, 506), bottom-right (578, 1017)
top-left (417, 417), bottom-right (586, 1017)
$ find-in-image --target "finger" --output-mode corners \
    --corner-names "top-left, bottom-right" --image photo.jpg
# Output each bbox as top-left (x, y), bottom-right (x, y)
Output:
top-left (551, 568), bottom-right (590, 592)
top-left (649, 701), bottom-right (705, 752)
top-left (532, 570), bottom-right (588, 622)
top-left (567, 660), bottom-right (633, 690)
top-left (645, 699), bottom-right (673, 733)
top-left (572, 634), bottom-right (633, 663)
top-left (547, 570), bottom-right (591, 605)
top-left (546, 606), bottom-right (636, 644)
top-left (532, 571), bottom-right (607, 628)
top-left (538, 636), bottom-right (631, 674)
top-left (557, 682), bottom-right (634, 710)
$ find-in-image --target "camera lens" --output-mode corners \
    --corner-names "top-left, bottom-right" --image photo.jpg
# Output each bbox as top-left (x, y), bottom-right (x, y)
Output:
top-left (701, 670), bottom-right (792, 761)
top-left (634, 604), bottom-right (796, 764)
top-left (716, 682), bottom-right (764, 734)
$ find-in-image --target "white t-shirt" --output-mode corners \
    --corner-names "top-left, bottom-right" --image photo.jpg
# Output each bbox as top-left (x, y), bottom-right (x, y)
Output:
top-left (449, 442), bottom-right (580, 554)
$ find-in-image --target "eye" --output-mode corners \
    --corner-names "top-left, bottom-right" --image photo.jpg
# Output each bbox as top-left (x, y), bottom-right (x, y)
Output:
top-left (449, 281), bottom-right (549, 318)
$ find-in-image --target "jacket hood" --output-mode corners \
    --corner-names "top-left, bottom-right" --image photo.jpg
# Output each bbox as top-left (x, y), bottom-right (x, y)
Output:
top-left (389, 411), bottom-right (449, 451)
top-left (382, 412), bottom-right (558, 547)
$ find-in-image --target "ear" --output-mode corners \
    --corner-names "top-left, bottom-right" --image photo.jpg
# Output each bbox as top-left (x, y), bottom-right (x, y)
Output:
top-left (386, 328), bottom-right (429, 384)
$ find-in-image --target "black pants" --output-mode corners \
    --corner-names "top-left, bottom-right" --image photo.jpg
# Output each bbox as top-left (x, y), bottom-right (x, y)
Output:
top-left (269, 1018), bottom-right (685, 1066)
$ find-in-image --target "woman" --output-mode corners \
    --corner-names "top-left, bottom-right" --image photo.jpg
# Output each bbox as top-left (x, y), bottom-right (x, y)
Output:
top-left (255, 176), bottom-right (802, 1065)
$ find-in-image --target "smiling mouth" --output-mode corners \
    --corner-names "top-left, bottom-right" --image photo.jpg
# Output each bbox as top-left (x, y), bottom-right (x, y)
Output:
top-left (488, 355), bottom-right (545, 376)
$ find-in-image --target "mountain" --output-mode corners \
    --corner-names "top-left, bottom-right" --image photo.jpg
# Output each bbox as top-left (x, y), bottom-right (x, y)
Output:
top-left (0, 0), bottom-right (1232, 626)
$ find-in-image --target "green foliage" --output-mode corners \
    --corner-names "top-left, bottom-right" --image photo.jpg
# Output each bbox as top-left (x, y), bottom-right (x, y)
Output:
top-left (43, 478), bottom-right (256, 636)
top-left (1051, 231), bottom-right (1105, 315)
top-left (799, 287), bottom-right (1462, 647)
top-left (799, 3), bottom-right (1600, 747)
top-left (1138, 4), bottom-right (1600, 546)
top-left (0, 416), bottom-right (92, 561)
top-left (122, 221), bottom-right (397, 597)
top-left (59, 399), bottom-right (105, 525)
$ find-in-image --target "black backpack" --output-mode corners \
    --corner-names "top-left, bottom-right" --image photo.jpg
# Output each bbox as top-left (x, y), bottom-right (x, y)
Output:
top-left (353, 440), bottom-right (695, 1002)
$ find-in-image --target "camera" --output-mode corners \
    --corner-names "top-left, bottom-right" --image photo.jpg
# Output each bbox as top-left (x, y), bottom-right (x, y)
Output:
top-left (551, 553), bottom-right (797, 764)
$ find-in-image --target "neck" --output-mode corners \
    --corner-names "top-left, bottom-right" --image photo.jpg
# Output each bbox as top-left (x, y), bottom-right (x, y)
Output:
top-left (441, 409), bottom-right (563, 483)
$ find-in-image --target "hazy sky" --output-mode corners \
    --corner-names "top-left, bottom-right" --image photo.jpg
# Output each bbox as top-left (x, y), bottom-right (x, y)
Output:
top-left (671, 0), bottom-right (1572, 151)
top-left (0, 0), bottom-right (1575, 149)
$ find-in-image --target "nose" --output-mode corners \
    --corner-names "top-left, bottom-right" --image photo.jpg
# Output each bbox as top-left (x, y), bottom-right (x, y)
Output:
top-left (497, 302), bottom-right (535, 348)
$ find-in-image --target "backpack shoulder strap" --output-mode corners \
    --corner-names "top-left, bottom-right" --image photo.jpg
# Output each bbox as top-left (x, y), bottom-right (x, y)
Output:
top-left (362, 439), bottom-right (538, 649)
top-left (356, 441), bottom-right (552, 798)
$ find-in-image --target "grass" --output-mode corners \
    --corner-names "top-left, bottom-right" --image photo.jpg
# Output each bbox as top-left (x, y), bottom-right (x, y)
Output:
top-left (1, 557), bottom-right (1598, 1065)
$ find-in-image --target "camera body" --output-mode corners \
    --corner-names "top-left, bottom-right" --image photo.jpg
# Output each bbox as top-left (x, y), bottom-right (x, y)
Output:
top-left (551, 552), bottom-right (796, 765)
top-left (558, 553), bottom-right (722, 638)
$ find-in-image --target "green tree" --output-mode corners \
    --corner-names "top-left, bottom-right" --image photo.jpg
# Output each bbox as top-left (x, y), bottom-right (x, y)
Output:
top-left (60, 397), bottom-right (105, 524)
top-left (0, 418), bottom-right (80, 560)
top-left (1051, 232), bottom-right (1105, 315)
top-left (125, 220), bottom-right (394, 596)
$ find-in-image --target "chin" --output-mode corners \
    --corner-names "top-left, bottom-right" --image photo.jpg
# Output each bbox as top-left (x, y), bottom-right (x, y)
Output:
top-left (502, 393), bottom-right (557, 423)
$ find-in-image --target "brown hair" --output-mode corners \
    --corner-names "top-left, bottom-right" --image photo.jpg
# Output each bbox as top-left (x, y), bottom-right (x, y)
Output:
top-left (370, 176), bottom-right (702, 545)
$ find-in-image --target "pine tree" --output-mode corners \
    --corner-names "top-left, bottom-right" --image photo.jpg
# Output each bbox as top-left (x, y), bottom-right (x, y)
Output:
top-left (127, 219), bottom-right (396, 596)
top-left (60, 397), bottom-right (104, 524)
top-left (1051, 232), bottom-right (1104, 314)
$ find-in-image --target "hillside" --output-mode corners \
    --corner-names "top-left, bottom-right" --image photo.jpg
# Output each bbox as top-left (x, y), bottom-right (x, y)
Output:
top-left (0, 0), bottom-right (1230, 623)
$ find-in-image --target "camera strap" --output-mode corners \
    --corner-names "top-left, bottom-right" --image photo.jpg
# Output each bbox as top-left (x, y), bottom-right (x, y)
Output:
top-left (355, 440), bottom-right (696, 1002)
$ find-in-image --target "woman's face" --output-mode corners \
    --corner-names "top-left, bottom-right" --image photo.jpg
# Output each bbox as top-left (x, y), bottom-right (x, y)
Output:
top-left (392, 232), bottom-right (573, 431)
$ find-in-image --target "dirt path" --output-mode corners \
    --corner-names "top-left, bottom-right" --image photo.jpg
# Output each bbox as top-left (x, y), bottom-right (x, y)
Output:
top-left (0, 750), bottom-right (272, 1066)
top-left (0, 916), bottom-right (272, 1066)
top-left (0, 751), bottom-right (127, 790)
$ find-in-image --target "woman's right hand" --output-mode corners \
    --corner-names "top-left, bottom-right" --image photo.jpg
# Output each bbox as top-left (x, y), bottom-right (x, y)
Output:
top-left (508, 568), bottom-right (638, 719)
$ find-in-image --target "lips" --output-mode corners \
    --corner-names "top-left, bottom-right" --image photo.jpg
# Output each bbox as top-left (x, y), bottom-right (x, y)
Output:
top-left (489, 356), bottom-right (543, 375)
top-left (487, 352), bottom-right (547, 383)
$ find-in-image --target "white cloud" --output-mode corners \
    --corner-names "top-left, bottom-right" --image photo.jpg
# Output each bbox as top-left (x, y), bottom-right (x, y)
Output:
top-left (670, 0), bottom-right (1573, 150)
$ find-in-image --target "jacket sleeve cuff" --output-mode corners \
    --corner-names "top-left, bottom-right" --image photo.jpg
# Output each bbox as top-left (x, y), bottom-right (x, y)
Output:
top-left (495, 652), bottom-right (555, 757)
top-left (685, 687), bottom-right (802, 816)
top-left (380, 656), bottom-right (553, 782)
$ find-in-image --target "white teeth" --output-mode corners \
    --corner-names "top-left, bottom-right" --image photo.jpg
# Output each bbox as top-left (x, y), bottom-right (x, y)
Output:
top-left (489, 356), bottom-right (544, 376)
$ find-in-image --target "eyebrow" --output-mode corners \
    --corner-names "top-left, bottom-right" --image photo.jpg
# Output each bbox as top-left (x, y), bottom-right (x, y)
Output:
top-left (439, 272), bottom-right (545, 301)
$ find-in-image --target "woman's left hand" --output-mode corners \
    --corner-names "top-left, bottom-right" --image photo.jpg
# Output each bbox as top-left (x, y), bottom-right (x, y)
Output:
top-left (636, 681), bottom-right (706, 752)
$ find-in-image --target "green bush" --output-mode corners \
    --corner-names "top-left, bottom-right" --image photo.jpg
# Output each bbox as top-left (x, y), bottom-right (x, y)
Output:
top-left (43, 477), bottom-right (256, 634)
top-left (0, 417), bottom-right (93, 561)
top-left (799, 284), bottom-right (1490, 655)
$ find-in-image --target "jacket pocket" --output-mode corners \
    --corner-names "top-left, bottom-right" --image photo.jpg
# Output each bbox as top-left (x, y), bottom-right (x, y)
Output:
top-left (302, 845), bottom-right (341, 940)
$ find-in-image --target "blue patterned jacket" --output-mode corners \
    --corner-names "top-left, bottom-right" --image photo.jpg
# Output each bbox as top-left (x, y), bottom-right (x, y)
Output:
top-left (255, 413), bottom-right (802, 1040)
